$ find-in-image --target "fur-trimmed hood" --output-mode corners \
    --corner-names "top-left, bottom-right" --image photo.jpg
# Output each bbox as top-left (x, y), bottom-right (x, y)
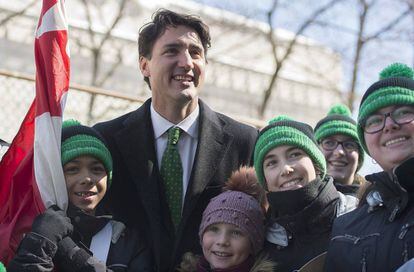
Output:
top-left (177, 252), bottom-right (275, 272)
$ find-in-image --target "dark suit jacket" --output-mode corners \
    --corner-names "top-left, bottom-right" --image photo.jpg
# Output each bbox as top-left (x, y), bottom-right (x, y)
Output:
top-left (94, 99), bottom-right (258, 272)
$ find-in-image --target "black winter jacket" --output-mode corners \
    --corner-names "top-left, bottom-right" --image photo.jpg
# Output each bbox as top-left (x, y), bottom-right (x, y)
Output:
top-left (264, 177), bottom-right (357, 272)
top-left (325, 158), bottom-right (414, 272)
top-left (8, 208), bottom-right (154, 272)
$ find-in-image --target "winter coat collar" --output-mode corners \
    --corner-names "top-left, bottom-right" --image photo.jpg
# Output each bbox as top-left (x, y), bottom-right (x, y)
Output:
top-left (177, 253), bottom-right (275, 272)
top-left (267, 177), bottom-right (327, 217)
top-left (265, 192), bottom-right (357, 246)
top-left (196, 255), bottom-right (254, 272)
top-left (67, 204), bottom-right (126, 245)
top-left (334, 182), bottom-right (360, 196)
top-left (365, 169), bottom-right (410, 222)
top-left (266, 177), bottom-right (342, 246)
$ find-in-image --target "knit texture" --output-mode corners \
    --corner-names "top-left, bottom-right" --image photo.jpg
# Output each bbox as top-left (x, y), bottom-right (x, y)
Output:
top-left (254, 116), bottom-right (326, 187)
top-left (315, 103), bottom-right (364, 170)
top-left (199, 167), bottom-right (265, 255)
top-left (61, 119), bottom-right (113, 185)
top-left (357, 63), bottom-right (414, 153)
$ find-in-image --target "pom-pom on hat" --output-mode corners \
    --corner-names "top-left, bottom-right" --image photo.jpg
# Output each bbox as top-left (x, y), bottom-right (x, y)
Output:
top-left (357, 63), bottom-right (414, 153)
top-left (254, 116), bottom-right (327, 188)
top-left (315, 103), bottom-right (364, 170)
top-left (61, 119), bottom-right (113, 185)
top-left (199, 167), bottom-right (266, 255)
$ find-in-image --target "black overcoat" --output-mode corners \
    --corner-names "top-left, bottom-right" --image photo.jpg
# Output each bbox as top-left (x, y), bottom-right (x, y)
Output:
top-left (94, 99), bottom-right (258, 271)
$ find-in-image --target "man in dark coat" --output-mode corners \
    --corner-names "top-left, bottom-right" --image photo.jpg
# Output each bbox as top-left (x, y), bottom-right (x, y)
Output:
top-left (94, 9), bottom-right (257, 272)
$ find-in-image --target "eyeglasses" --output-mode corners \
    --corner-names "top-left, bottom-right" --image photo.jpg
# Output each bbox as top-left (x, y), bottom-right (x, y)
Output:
top-left (320, 138), bottom-right (359, 152)
top-left (360, 105), bottom-right (414, 134)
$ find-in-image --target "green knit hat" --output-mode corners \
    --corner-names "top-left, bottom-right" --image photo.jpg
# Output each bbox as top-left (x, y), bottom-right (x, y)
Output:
top-left (61, 119), bottom-right (113, 186)
top-left (315, 103), bottom-right (364, 171)
top-left (357, 63), bottom-right (414, 154)
top-left (254, 115), bottom-right (327, 188)
top-left (0, 262), bottom-right (5, 272)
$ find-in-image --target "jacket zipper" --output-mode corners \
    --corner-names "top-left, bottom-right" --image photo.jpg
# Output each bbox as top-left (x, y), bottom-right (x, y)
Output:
top-left (361, 250), bottom-right (367, 272)
top-left (389, 204), bottom-right (400, 222)
top-left (398, 221), bottom-right (414, 239)
top-left (402, 242), bottom-right (409, 263)
top-left (331, 233), bottom-right (380, 244)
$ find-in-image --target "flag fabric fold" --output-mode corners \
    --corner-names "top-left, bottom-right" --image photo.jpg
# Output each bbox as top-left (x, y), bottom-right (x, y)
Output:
top-left (0, 0), bottom-right (70, 264)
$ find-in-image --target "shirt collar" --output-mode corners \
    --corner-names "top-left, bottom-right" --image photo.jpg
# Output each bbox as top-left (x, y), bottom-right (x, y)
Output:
top-left (150, 103), bottom-right (199, 139)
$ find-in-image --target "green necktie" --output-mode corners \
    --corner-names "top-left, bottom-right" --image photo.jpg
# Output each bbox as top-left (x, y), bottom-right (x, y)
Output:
top-left (160, 127), bottom-right (183, 231)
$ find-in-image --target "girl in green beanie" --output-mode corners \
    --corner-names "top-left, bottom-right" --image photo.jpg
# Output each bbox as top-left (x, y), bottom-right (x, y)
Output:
top-left (315, 103), bottom-right (365, 196)
top-left (325, 63), bottom-right (414, 272)
top-left (8, 120), bottom-right (153, 272)
top-left (254, 116), bottom-right (357, 272)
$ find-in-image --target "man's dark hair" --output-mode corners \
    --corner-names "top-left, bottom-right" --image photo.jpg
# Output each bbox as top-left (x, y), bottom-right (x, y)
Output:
top-left (138, 9), bottom-right (211, 87)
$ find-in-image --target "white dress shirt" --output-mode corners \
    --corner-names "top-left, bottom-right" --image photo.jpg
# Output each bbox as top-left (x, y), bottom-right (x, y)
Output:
top-left (150, 103), bottom-right (199, 206)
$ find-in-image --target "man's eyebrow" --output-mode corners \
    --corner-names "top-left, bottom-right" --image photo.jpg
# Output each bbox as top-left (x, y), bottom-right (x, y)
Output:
top-left (162, 42), bottom-right (182, 50)
top-left (162, 41), bottom-right (203, 51)
top-left (189, 43), bottom-right (203, 51)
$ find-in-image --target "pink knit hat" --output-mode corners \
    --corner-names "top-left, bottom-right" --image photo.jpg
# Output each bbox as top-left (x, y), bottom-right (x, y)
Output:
top-left (198, 167), bottom-right (265, 255)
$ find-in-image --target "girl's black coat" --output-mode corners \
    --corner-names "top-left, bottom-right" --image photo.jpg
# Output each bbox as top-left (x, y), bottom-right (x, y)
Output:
top-left (325, 158), bottom-right (414, 272)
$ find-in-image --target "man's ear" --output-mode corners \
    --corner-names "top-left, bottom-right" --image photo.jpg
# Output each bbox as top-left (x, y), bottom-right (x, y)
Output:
top-left (139, 56), bottom-right (150, 77)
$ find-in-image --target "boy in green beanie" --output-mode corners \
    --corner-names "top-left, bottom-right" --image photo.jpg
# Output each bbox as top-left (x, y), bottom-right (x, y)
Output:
top-left (315, 104), bottom-right (365, 196)
top-left (8, 120), bottom-right (153, 272)
top-left (254, 116), bottom-right (357, 272)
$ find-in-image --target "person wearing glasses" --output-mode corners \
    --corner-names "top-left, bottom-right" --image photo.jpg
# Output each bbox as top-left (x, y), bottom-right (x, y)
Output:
top-left (315, 104), bottom-right (365, 197)
top-left (324, 63), bottom-right (414, 272)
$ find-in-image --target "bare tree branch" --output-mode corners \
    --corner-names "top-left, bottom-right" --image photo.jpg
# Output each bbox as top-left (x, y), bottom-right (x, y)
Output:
top-left (80, 0), bottom-right (96, 48)
top-left (347, 0), bottom-right (368, 111)
top-left (259, 0), bottom-right (345, 117)
top-left (97, 0), bottom-right (128, 50)
top-left (81, 0), bottom-right (129, 123)
top-left (95, 45), bottom-right (125, 87)
top-left (266, 0), bottom-right (280, 68)
top-left (347, 0), bottom-right (411, 111)
top-left (0, 0), bottom-right (37, 26)
top-left (312, 20), bottom-right (358, 35)
top-left (365, 5), bottom-right (412, 42)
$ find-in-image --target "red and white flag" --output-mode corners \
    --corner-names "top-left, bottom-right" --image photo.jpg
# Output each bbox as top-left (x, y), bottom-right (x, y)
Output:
top-left (0, 0), bottom-right (70, 264)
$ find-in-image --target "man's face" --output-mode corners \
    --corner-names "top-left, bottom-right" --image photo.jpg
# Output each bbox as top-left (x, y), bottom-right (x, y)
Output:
top-left (139, 25), bottom-right (206, 109)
